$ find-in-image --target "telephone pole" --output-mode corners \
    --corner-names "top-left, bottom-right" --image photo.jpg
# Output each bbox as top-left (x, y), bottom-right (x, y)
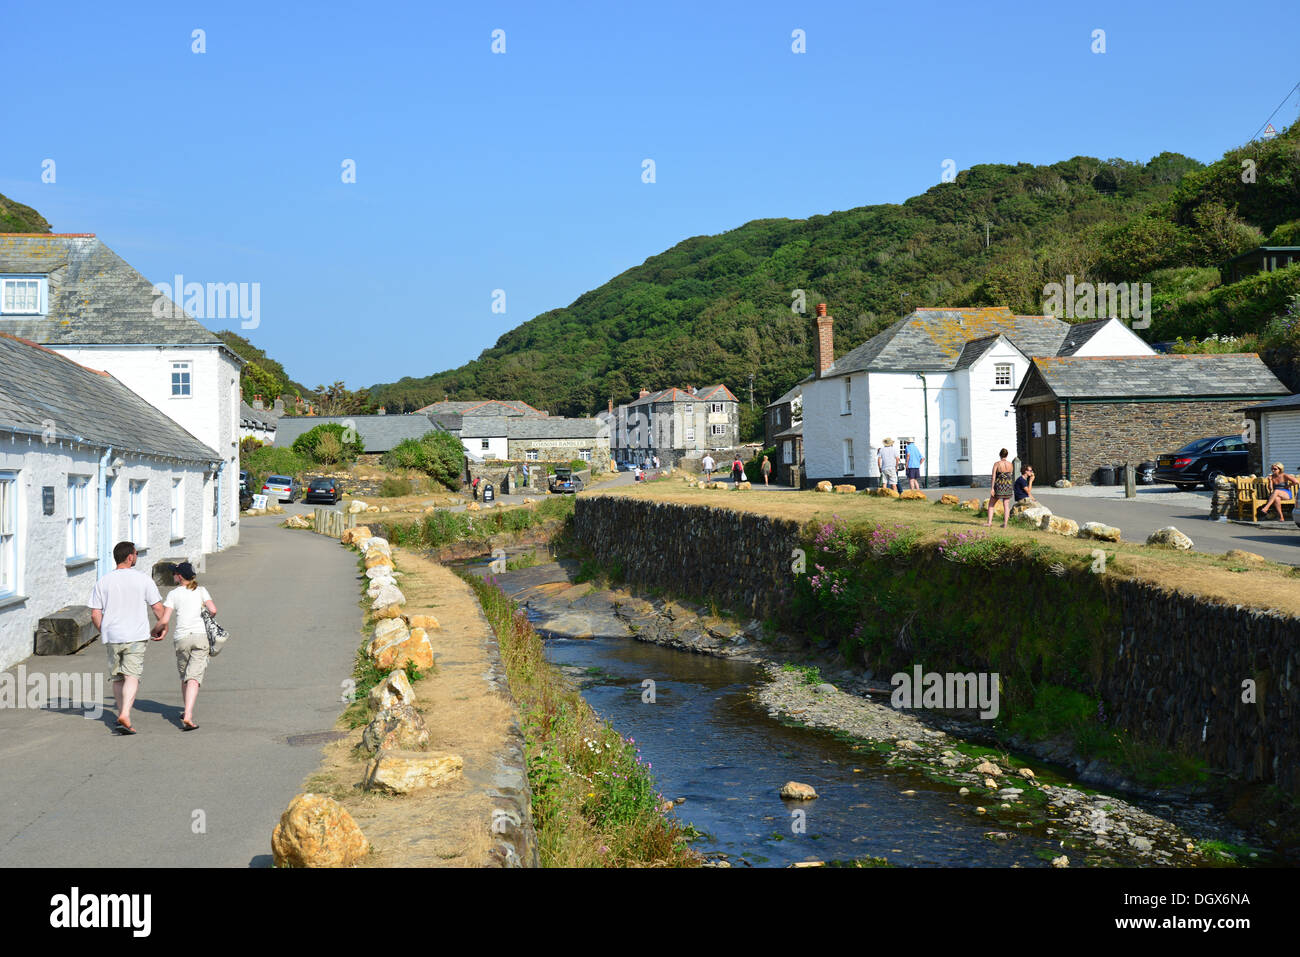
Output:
top-left (748, 372), bottom-right (755, 410)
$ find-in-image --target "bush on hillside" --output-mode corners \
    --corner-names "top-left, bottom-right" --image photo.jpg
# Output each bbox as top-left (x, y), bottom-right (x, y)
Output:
top-left (381, 431), bottom-right (465, 489)
top-left (290, 423), bottom-right (364, 465)
top-left (1150, 263), bottom-right (1300, 340)
top-left (244, 446), bottom-right (311, 487)
top-left (744, 447), bottom-right (776, 483)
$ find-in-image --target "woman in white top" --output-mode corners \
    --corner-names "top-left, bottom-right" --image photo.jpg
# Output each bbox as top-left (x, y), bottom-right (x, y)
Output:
top-left (152, 561), bottom-right (217, 731)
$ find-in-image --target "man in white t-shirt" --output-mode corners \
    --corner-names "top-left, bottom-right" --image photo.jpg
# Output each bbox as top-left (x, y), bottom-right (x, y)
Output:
top-left (702, 454), bottom-right (715, 480)
top-left (877, 438), bottom-right (899, 490)
top-left (90, 541), bottom-right (165, 734)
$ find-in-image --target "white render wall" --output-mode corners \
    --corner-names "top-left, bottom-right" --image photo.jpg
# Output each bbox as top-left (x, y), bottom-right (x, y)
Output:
top-left (1069, 318), bottom-right (1155, 358)
top-left (0, 434), bottom-right (209, 672)
top-left (966, 343), bottom-right (1025, 478)
top-left (462, 435), bottom-right (509, 460)
top-left (49, 344), bottom-right (240, 551)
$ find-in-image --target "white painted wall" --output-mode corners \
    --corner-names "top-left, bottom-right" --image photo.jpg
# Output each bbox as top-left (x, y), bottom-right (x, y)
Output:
top-left (967, 342), bottom-right (1025, 477)
top-left (462, 435), bottom-right (508, 460)
top-left (1069, 318), bottom-right (1156, 358)
top-left (0, 435), bottom-right (209, 672)
top-left (48, 345), bottom-right (240, 551)
top-left (804, 373), bottom-right (873, 479)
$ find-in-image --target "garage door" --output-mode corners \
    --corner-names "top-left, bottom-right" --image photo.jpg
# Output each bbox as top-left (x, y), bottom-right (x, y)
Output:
top-left (1263, 410), bottom-right (1300, 473)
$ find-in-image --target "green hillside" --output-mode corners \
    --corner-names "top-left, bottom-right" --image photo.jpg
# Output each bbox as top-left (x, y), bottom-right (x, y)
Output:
top-left (370, 124), bottom-right (1300, 416)
top-left (214, 330), bottom-right (313, 407)
top-left (0, 193), bottom-right (52, 233)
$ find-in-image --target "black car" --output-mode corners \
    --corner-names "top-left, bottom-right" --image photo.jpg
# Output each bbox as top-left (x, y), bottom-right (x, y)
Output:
top-left (239, 469), bottom-right (249, 493)
top-left (548, 467), bottom-right (583, 494)
top-left (1154, 435), bottom-right (1250, 490)
top-left (304, 477), bottom-right (341, 504)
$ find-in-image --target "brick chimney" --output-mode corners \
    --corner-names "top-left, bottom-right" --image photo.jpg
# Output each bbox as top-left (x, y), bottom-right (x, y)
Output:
top-left (639, 388), bottom-right (649, 398)
top-left (608, 399), bottom-right (613, 415)
top-left (252, 394), bottom-right (264, 410)
top-left (813, 303), bottom-right (834, 377)
top-left (377, 406), bottom-right (386, 415)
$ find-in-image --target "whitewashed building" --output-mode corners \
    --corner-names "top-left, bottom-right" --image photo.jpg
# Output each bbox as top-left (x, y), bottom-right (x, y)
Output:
top-left (0, 333), bottom-right (218, 671)
top-left (0, 234), bottom-right (243, 551)
top-left (801, 305), bottom-right (1154, 487)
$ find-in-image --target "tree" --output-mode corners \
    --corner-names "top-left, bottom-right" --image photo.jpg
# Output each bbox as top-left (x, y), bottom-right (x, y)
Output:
top-left (290, 423), bottom-right (364, 464)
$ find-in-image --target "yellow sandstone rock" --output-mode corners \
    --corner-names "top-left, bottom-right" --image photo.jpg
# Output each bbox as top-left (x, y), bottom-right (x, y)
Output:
top-left (939, 493), bottom-right (959, 505)
top-left (815, 481), bottom-right (833, 493)
top-left (362, 751), bottom-right (464, 794)
top-left (833, 484), bottom-right (857, 494)
top-left (341, 525), bottom-right (373, 546)
top-left (779, 781), bottom-right (818, 800)
top-left (271, 793), bottom-right (369, 868)
top-left (370, 627), bottom-right (433, 671)
top-left (407, 614), bottom-right (440, 630)
top-left (899, 490), bottom-right (927, 501)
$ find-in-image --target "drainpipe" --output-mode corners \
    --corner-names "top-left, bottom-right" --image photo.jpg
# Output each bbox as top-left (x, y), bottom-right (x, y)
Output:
top-left (97, 446), bottom-right (113, 577)
top-left (214, 459), bottom-right (225, 551)
top-left (1064, 399), bottom-right (1072, 483)
top-left (915, 373), bottom-right (930, 489)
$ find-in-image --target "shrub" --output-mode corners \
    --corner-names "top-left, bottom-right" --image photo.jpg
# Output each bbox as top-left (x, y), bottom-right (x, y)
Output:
top-left (244, 446), bottom-right (311, 486)
top-left (744, 447), bottom-right (776, 483)
top-left (379, 476), bottom-right (411, 497)
top-left (291, 423), bottom-right (364, 465)
top-left (381, 431), bottom-right (465, 489)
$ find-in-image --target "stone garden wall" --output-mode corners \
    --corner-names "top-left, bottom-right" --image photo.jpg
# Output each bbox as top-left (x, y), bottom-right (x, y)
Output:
top-left (572, 496), bottom-right (1300, 794)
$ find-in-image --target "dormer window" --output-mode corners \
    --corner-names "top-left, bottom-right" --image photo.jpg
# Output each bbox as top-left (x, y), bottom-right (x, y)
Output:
top-left (994, 363), bottom-right (1013, 387)
top-left (1, 276), bottom-right (48, 316)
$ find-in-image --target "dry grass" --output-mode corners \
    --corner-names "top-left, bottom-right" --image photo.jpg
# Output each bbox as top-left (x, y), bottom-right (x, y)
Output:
top-left (590, 482), bottom-right (1300, 618)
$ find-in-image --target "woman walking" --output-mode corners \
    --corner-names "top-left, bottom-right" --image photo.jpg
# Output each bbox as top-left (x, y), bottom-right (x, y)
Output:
top-left (731, 456), bottom-right (745, 484)
top-left (760, 455), bottom-right (772, 486)
top-left (986, 448), bottom-right (1015, 529)
top-left (152, 561), bottom-right (216, 731)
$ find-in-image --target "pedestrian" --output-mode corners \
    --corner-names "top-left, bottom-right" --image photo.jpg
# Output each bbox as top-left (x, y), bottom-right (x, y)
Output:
top-left (1014, 464), bottom-right (1035, 504)
top-left (151, 561), bottom-right (216, 731)
top-left (905, 440), bottom-right (924, 490)
top-left (877, 438), bottom-right (899, 491)
top-left (521, 461), bottom-right (529, 488)
top-left (472, 476), bottom-right (480, 501)
top-left (90, 541), bottom-right (165, 735)
top-left (760, 455), bottom-right (772, 486)
top-left (731, 456), bottom-right (745, 484)
top-left (652, 454), bottom-right (660, 470)
top-left (986, 448), bottom-right (1015, 528)
top-left (702, 453), bottom-right (715, 480)
top-left (1263, 463), bottom-right (1298, 521)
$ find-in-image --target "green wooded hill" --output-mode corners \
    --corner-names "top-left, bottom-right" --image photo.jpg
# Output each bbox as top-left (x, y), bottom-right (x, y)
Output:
top-left (0, 193), bottom-right (52, 233)
top-left (214, 330), bottom-right (312, 406)
top-left (370, 124), bottom-right (1300, 417)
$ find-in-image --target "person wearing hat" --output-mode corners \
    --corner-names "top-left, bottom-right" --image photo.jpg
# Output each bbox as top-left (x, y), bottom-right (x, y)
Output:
top-left (151, 561), bottom-right (217, 731)
top-left (877, 438), bottom-right (899, 491)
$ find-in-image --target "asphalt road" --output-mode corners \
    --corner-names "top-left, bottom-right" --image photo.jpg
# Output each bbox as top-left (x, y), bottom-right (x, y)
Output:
top-left (0, 515), bottom-right (362, 867)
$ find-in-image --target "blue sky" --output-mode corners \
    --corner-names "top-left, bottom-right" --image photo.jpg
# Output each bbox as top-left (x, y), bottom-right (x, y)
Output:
top-left (3, 1), bottom-right (1296, 391)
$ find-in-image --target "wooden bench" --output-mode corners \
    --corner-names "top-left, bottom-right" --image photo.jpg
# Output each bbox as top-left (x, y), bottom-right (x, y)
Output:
top-left (1232, 476), bottom-right (1299, 522)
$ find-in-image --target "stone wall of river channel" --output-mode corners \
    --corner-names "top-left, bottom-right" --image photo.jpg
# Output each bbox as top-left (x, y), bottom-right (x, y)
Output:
top-left (572, 496), bottom-right (1300, 796)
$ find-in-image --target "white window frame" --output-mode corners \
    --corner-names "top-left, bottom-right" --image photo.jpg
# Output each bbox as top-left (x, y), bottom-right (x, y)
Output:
top-left (684, 429), bottom-right (695, 443)
top-left (171, 361), bottom-right (193, 398)
top-left (578, 449), bottom-right (591, 461)
top-left (480, 439), bottom-right (490, 450)
top-left (843, 439), bottom-right (855, 475)
top-left (67, 475), bottom-right (92, 561)
top-left (842, 377), bottom-right (852, 414)
top-left (994, 363), bottom-right (1013, 387)
top-left (170, 477), bottom-right (184, 541)
top-left (782, 442), bottom-right (792, 465)
top-left (525, 450), bottom-right (539, 461)
top-left (0, 276), bottom-right (48, 316)
top-left (710, 424), bottom-right (726, 437)
top-left (684, 404), bottom-right (693, 415)
top-left (959, 437), bottom-right (970, 460)
top-left (129, 479), bottom-right (148, 549)
top-left (0, 472), bottom-right (18, 596)
top-left (710, 403), bottom-right (723, 414)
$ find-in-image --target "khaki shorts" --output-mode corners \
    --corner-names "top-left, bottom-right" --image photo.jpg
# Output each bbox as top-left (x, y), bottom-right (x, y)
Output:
top-left (174, 633), bottom-right (209, 685)
top-left (105, 640), bottom-right (148, 680)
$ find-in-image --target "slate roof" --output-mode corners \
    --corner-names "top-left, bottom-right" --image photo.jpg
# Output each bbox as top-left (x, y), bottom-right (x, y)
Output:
top-left (1055, 318), bottom-right (1114, 357)
top-left (459, 415), bottom-right (609, 440)
top-left (826, 307), bottom-right (1070, 376)
top-left (766, 378), bottom-right (809, 409)
top-left (0, 333), bottom-right (218, 462)
top-left (627, 384), bottom-right (739, 408)
top-left (240, 400), bottom-right (279, 432)
top-left (272, 414), bottom-right (436, 453)
top-left (1021, 355), bottom-right (1288, 401)
top-left (416, 399), bottom-right (544, 416)
top-left (772, 424), bottom-right (803, 440)
top-left (1239, 393), bottom-right (1300, 413)
top-left (953, 335), bottom-right (1006, 371)
top-left (457, 416), bottom-right (512, 439)
top-left (0, 234), bottom-right (235, 351)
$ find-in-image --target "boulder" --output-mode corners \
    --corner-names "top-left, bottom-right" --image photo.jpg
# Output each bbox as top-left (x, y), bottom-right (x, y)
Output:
top-left (1039, 514), bottom-right (1079, 536)
top-left (1053, 479), bottom-right (1072, 489)
top-left (833, 484), bottom-right (857, 494)
top-left (1079, 522), bottom-right (1121, 542)
top-left (814, 481), bottom-right (834, 493)
top-left (735, 481), bottom-right (752, 490)
top-left (369, 627), bottom-right (433, 671)
top-left (959, 498), bottom-right (981, 511)
top-left (1016, 504), bottom-right (1052, 524)
top-left (366, 577), bottom-right (396, 598)
top-left (779, 781), bottom-right (818, 800)
top-left (466, 502), bottom-right (481, 511)
top-left (267, 504), bottom-right (284, 514)
top-left (358, 536), bottom-right (389, 552)
top-left (271, 793), bottom-right (370, 868)
top-left (939, 493), bottom-right (959, 505)
top-left (874, 486), bottom-right (900, 498)
top-left (362, 751), bottom-right (463, 794)
top-left (1225, 549), bottom-right (1265, 564)
top-left (282, 514), bottom-right (312, 529)
top-left (370, 618), bottom-right (408, 646)
top-left (34, 605), bottom-right (97, 656)
top-left (362, 703), bottom-right (430, 752)
top-left (407, 614), bottom-right (440, 630)
top-left (367, 669), bottom-right (417, 711)
top-left (899, 489), bottom-right (927, 501)
top-left (973, 760), bottom-right (1002, 777)
top-left (348, 500), bottom-right (368, 514)
top-left (365, 565), bottom-right (396, 580)
top-left (341, 525), bottom-right (373, 546)
top-left (364, 551), bottom-right (394, 570)
top-left (366, 506), bottom-right (380, 513)
top-left (1147, 526), bottom-right (1193, 550)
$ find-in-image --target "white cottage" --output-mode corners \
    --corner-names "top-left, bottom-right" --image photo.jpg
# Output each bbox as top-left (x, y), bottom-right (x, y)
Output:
top-left (801, 304), bottom-right (1154, 487)
top-left (0, 234), bottom-right (243, 551)
top-left (0, 333), bottom-right (219, 671)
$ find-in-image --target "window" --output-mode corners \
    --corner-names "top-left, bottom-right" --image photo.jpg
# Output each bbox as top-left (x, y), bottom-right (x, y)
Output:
top-left (0, 472), bottom-right (17, 595)
top-left (994, 363), bottom-right (1013, 387)
top-left (129, 480), bottom-right (147, 547)
top-left (685, 429), bottom-right (695, 443)
top-left (782, 442), bottom-right (792, 465)
top-left (525, 450), bottom-right (538, 461)
top-left (480, 439), bottom-right (490, 450)
top-left (684, 404), bottom-right (693, 415)
top-left (1032, 422), bottom-right (1043, 438)
top-left (1047, 420), bottom-right (1057, 436)
top-left (710, 403), bottom-right (723, 414)
top-left (959, 437), bottom-right (970, 460)
top-left (842, 378), bottom-right (852, 414)
top-left (170, 478), bottom-right (184, 540)
top-left (710, 424), bottom-right (726, 436)
top-left (1, 276), bottom-right (46, 315)
top-left (578, 449), bottom-right (591, 461)
top-left (843, 439), bottom-right (855, 475)
top-left (67, 475), bottom-right (91, 560)
top-left (170, 361), bottom-right (192, 397)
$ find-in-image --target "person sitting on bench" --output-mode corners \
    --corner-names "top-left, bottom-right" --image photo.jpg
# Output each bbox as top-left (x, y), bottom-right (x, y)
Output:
top-left (1263, 463), bottom-right (1298, 521)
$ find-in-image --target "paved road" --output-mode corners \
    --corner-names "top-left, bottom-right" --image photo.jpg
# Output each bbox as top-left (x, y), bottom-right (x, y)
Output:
top-left (0, 516), bottom-right (361, 867)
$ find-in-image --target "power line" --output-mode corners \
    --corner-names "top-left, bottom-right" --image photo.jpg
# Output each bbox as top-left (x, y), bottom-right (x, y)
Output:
top-left (1248, 79), bottom-right (1300, 143)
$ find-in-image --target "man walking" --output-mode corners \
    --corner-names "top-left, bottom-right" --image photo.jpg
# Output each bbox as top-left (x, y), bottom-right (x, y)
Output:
top-left (90, 541), bottom-right (165, 735)
top-left (877, 438), bottom-right (899, 491)
top-left (905, 440), bottom-right (925, 490)
top-left (702, 453), bottom-right (715, 481)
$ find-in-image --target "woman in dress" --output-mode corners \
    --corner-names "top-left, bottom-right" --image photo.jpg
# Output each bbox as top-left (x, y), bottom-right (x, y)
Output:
top-left (760, 455), bottom-right (772, 486)
top-left (986, 448), bottom-right (1015, 529)
top-left (151, 561), bottom-right (217, 731)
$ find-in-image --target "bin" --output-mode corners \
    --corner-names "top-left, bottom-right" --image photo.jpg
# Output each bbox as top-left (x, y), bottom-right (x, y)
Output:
top-left (483, 483), bottom-right (495, 502)
top-left (1095, 466), bottom-right (1115, 486)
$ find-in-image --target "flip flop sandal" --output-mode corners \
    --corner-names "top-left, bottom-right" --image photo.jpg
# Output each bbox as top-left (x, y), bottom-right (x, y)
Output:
top-left (181, 722), bottom-right (200, 732)
top-left (115, 722), bottom-right (137, 735)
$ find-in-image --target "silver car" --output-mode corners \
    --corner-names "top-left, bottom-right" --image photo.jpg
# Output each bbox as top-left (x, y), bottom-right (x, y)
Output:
top-left (261, 474), bottom-right (298, 503)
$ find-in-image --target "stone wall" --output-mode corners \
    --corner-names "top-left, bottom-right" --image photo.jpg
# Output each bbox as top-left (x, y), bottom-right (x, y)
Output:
top-left (572, 495), bottom-right (1300, 795)
top-left (1068, 400), bottom-right (1246, 484)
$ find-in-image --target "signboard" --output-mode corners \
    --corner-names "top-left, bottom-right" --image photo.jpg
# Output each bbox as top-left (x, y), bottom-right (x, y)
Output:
top-left (251, 494), bottom-right (268, 510)
top-left (42, 486), bottom-right (55, 515)
top-left (1264, 123), bottom-right (1278, 138)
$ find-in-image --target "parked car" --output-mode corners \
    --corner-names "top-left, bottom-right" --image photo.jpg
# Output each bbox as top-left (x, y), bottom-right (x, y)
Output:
top-left (548, 467), bottom-right (583, 494)
top-left (303, 477), bottom-right (341, 504)
top-left (1154, 436), bottom-right (1251, 490)
top-left (262, 474), bottom-right (299, 502)
top-left (239, 469), bottom-right (249, 493)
